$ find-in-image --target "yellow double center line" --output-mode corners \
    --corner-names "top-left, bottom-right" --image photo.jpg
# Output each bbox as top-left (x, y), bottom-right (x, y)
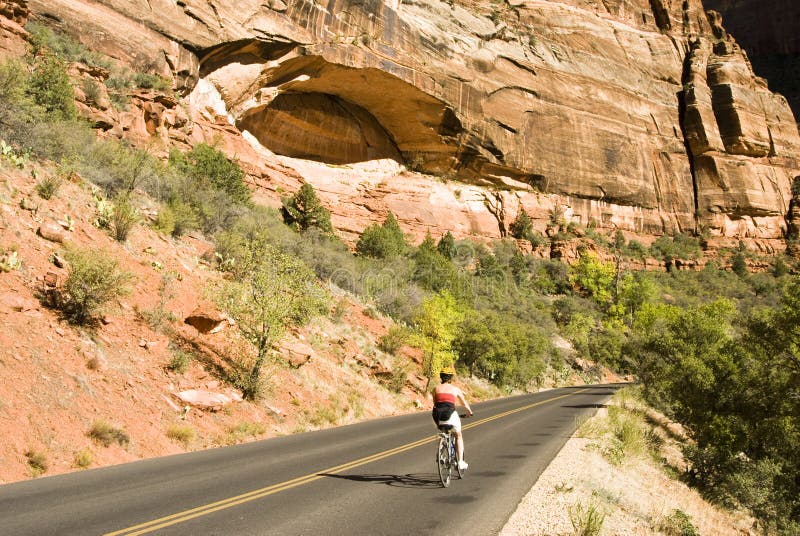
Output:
top-left (107, 388), bottom-right (587, 535)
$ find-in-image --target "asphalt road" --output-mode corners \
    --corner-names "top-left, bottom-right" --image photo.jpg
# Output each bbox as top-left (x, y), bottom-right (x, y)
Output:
top-left (0, 384), bottom-right (620, 535)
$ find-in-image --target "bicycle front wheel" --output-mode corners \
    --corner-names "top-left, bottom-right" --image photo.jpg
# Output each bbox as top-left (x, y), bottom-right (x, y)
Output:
top-left (437, 437), bottom-right (451, 487)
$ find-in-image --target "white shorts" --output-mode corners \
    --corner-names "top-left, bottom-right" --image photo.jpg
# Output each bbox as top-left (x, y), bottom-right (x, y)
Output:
top-left (437, 411), bottom-right (461, 433)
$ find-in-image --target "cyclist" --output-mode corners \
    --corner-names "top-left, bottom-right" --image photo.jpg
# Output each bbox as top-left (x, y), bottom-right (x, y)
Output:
top-left (432, 365), bottom-right (473, 470)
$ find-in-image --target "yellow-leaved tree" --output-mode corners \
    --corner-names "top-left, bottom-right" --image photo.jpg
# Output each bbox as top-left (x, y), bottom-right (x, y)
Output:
top-left (413, 290), bottom-right (464, 392)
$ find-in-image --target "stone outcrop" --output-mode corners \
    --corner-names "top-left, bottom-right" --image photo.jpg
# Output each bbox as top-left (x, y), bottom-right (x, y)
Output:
top-left (704, 0), bottom-right (800, 119)
top-left (21, 0), bottom-right (800, 252)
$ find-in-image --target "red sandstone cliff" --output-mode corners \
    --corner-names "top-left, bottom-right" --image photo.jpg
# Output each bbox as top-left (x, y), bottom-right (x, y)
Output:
top-left (9, 0), bottom-right (800, 253)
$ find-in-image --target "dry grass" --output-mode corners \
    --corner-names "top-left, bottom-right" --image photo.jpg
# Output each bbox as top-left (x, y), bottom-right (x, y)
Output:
top-left (73, 448), bottom-right (93, 469)
top-left (87, 420), bottom-right (130, 448)
top-left (24, 449), bottom-right (48, 477)
top-left (216, 421), bottom-right (267, 446)
top-left (166, 424), bottom-right (196, 447)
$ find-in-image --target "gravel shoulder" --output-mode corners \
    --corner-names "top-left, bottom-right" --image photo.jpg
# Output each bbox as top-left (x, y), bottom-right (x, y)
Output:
top-left (499, 405), bottom-right (755, 536)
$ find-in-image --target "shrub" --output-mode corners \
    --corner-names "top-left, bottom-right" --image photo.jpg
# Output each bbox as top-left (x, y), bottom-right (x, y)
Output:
top-left (655, 509), bottom-right (699, 536)
top-left (87, 420), bottom-right (129, 447)
top-left (26, 21), bottom-right (112, 70)
top-left (24, 449), bottom-right (48, 476)
top-left (169, 200), bottom-right (200, 237)
top-left (35, 175), bottom-right (61, 199)
top-left (81, 78), bottom-right (101, 105)
top-left (509, 210), bottom-right (533, 241)
top-left (356, 213), bottom-right (406, 258)
top-left (73, 448), bottom-right (93, 469)
top-left (388, 359), bottom-right (409, 393)
top-left (132, 72), bottom-right (171, 91)
top-left (568, 500), bottom-right (605, 536)
top-left (59, 247), bottom-right (133, 325)
top-left (219, 421), bottom-right (267, 445)
top-left (0, 58), bottom-right (27, 99)
top-left (281, 183), bottom-right (334, 235)
top-left (166, 347), bottom-right (192, 374)
top-left (169, 144), bottom-right (250, 205)
top-left (152, 203), bottom-right (176, 236)
top-left (166, 424), bottom-right (196, 447)
top-left (28, 54), bottom-right (76, 121)
top-left (378, 326), bottom-right (408, 355)
top-left (111, 194), bottom-right (138, 242)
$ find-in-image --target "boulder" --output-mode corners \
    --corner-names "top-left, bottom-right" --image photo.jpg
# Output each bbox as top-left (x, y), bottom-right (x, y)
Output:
top-left (175, 389), bottom-right (241, 411)
top-left (184, 305), bottom-right (231, 334)
top-left (37, 222), bottom-right (67, 243)
top-left (277, 340), bottom-right (315, 368)
top-left (1, 292), bottom-right (37, 312)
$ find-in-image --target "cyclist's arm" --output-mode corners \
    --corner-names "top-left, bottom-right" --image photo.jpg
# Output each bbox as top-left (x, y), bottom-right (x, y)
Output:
top-left (457, 390), bottom-right (473, 416)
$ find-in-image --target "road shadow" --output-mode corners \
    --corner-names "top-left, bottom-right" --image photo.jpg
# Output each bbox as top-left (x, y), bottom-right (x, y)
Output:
top-left (563, 403), bottom-right (608, 409)
top-left (318, 472), bottom-right (442, 489)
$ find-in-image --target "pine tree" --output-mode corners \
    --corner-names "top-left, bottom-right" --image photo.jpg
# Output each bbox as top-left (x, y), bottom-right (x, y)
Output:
top-left (281, 183), bottom-right (334, 235)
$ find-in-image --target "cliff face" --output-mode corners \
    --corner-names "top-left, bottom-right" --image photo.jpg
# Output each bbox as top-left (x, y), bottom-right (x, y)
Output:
top-left (22, 0), bottom-right (800, 251)
top-left (703, 0), bottom-right (800, 120)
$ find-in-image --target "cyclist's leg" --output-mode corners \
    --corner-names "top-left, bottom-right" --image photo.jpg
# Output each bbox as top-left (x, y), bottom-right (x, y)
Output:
top-left (446, 413), bottom-right (464, 463)
top-left (454, 430), bottom-right (464, 463)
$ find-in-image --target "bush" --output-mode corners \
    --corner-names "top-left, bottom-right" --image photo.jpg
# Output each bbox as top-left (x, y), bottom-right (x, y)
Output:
top-left (59, 247), bottom-right (133, 325)
top-left (28, 54), bottom-right (76, 121)
top-left (73, 448), bottom-right (93, 469)
top-left (218, 421), bottom-right (267, 445)
top-left (152, 203), bottom-right (176, 235)
top-left (132, 72), bottom-right (171, 91)
top-left (24, 449), bottom-right (48, 476)
top-left (168, 200), bottom-right (200, 237)
top-left (167, 347), bottom-right (193, 374)
top-left (166, 424), bottom-right (196, 447)
top-left (568, 500), bottom-right (605, 536)
top-left (35, 175), bottom-right (61, 199)
top-left (509, 210), bottom-right (533, 240)
top-left (656, 509), bottom-right (699, 536)
top-left (111, 194), bottom-right (138, 242)
top-left (169, 144), bottom-right (250, 205)
top-left (87, 420), bottom-right (129, 447)
top-left (356, 213), bottom-right (406, 258)
top-left (281, 183), bottom-right (334, 235)
top-left (378, 326), bottom-right (408, 355)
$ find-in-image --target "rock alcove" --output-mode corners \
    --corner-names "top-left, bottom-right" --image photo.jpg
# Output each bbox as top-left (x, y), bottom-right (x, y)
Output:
top-left (199, 44), bottom-right (465, 172)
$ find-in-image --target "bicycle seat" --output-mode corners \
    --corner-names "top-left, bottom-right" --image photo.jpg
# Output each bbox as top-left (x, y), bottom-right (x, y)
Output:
top-left (437, 424), bottom-right (454, 431)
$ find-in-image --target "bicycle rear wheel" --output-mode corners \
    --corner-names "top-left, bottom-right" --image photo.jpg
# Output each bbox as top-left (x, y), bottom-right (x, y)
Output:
top-left (456, 444), bottom-right (465, 479)
top-left (437, 436), bottom-right (451, 487)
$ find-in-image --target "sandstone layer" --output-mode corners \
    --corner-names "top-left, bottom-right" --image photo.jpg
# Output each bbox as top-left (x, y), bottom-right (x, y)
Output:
top-left (21, 0), bottom-right (800, 252)
top-left (703, 0), bottom-right (800, 120)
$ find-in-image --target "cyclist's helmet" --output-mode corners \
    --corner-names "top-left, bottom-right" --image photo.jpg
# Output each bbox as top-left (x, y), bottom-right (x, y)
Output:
top-left (439, 365), bottom-right (455, 382)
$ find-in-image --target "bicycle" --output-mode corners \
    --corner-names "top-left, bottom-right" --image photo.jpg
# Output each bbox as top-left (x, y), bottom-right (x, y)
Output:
top-left (436, 413), bottom-right (469, 487)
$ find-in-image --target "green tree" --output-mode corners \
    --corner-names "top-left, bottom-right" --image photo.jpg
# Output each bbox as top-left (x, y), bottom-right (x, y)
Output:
top-left (437, 231), bottom-right (456, 259)
top-left (455, 310), bottom-right (548, 388)
top-left (281, 183), bottom-right (334, 235)
top-left (355, 212), bottom-right (406, 258)
top-left (169, 143), bottom-right (250, 205)
top-left (731, 251), bottom-right (748, 278)
top-left (213, 242), bottom-right (328, 399)
top-left (412, 232), bottom-right (460, 293)
top-left (412, 290), bottom-right (464, 390)
top-left (28, 54), bottom-right (76, 121)
top-left (509, 210), bottom-right (533, 240)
